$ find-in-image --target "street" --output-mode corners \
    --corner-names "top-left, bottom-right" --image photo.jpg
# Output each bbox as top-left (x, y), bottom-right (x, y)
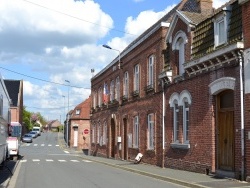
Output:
top-left (8, 132), bottom-right (187, 188)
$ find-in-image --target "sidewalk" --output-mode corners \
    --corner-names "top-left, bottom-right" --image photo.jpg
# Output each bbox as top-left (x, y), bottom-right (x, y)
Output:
top-left (59, 135), bottom-right (250, 188)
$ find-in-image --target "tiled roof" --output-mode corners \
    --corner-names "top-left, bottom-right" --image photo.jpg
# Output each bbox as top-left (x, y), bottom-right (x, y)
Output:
top-left (92, 0), bottom-right (203, 79)
top-left (191, 0), bottom-right (242, 59)
top-left (70, 97), bottom-right (91, 120)
top-left (4, 80), bottom-right (21, 106)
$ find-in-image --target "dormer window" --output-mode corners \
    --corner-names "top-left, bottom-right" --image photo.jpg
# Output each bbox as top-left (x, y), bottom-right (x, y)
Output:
top-left (76, 109), bottom-right (80, 115)
top-left (213, 8), bottom-right (231, 47)
top-left (172, 30), bottom-right (187, 76)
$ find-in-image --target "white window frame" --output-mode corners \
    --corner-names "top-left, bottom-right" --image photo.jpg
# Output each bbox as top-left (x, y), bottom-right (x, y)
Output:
top-left (134, 64), bottom-right (140, 92)
top-left (115, 77), bottom-right (120, 101)
top-left (133, 116), bottom-right (139, 148)
top-left (103, 122), bottom-right (107, 145)
top-left (173, 102), bottom-right (179, 143)
top-left (169, 90), bottom-right (192, 149)
top-left (75, 109), bottom-right (80, 115)
top-left (97, 123), bottom-right (101, 144)
top-left (172, 31), bottom-right (187, 76)
top-left (98, 87), bottom-right (102, 107)
top-left (92, 124), bottom-right (95, 143)
top-left (123, 71), bottom-right (129, 98)
top-left (214, 13), bottom-right (228, 47)
top-left (110, 80), bottom-right (115, 102)
top-left (147, 113), bottom-right (154, 150)
top-left (183, 101), bottom-right (189, 143)
top-left (148, 56), bottom-right (154, 87)
top-left (93, 91), bottom-right (97, 109)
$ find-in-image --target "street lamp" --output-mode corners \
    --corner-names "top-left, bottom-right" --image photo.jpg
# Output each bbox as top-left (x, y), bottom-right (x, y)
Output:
top-left (62, 95), bottom-right (66, 140)
top-left (65, 80), bottom-right (70, 147)
top-left (102, 44), bottom-right (122, 69)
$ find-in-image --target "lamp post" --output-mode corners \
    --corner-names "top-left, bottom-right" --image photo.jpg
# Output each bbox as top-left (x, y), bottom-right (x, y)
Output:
top-left (65, 80), bottom-right (70, 147)
top-left (62, 95), bottom-right (66, 140)
top-left (102, 44), bottom-right (121, 69)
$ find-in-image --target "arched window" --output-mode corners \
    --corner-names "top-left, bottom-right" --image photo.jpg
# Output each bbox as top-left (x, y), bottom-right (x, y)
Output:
top-left (172, 31), bottom-right (187, 76)
top-left (169, 90), bottom-right (192, 149)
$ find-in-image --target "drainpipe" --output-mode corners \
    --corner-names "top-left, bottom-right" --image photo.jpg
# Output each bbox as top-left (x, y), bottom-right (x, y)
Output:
top-left (238, 51), bottom-right (245, 181)
top-left (162, 80), bottom-right (165, 168)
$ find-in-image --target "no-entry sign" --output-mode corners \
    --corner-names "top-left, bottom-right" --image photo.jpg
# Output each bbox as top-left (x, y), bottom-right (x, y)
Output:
top-left (83, 129), bottom-right (89, 134)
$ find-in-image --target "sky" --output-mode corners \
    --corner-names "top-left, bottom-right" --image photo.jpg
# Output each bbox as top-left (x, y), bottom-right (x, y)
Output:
top-left (0, 0), bottom-right (229, 123)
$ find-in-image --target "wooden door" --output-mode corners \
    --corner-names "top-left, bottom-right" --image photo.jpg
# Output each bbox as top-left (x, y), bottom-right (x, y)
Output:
top-left (218, 90), bottom-right (234, 171)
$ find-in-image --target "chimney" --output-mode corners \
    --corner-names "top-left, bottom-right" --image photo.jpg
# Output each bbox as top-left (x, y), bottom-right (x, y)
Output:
top-left (197, 0), bottom-right (213, 15)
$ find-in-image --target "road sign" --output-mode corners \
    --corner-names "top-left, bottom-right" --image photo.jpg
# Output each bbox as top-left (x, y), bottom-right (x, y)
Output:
top-left (83, 129), bottom-right (89, 134)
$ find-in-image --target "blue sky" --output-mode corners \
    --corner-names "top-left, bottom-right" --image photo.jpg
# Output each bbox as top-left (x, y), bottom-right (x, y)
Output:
top-left (0, 0), bottom-right (228, 123)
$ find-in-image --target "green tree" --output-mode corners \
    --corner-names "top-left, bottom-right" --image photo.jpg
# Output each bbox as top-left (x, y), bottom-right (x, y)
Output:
top-left (23, 106), bottom-right (32, 131)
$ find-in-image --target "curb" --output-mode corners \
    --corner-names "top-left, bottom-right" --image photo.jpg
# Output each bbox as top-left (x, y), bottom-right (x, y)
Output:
top-left (78, 156), bottom-right (209, 188)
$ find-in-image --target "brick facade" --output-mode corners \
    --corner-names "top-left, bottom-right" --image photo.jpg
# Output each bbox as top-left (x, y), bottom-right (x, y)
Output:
top-left (90, 0), bottom-right (250, 180)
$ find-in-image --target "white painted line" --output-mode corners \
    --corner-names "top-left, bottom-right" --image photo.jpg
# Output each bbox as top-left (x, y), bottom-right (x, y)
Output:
top-left (26, 144), bottom-right (30, 146)
top-left (46, 159), bottom-right (53, 162)
top-left (48, 144), bottom-right (52, 146)
top-left (41, 144), bottom-right (45, 146)
top-left (64, 151), bottom-right (69, 154)
top-left (32, 159), bottom-right (40, 162)
top-left (82, 160), bottom-right (92, 163)
top-left (20, 160), bottom-right (27, 163)
top-left (70, 160), bottom-right (79, 162)
top-left (58, 160), bottom-right (66, 162)
top-left (55, 145), bottom-right (59, 147)
top-left (34, 144), bottom-right (38, 146)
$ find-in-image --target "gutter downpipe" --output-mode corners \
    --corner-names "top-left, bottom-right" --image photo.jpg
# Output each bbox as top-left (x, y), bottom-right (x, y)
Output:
top-left (162, 80), bottom-right (165, 168)
top-left (239, 51), bottom-right (245, 181)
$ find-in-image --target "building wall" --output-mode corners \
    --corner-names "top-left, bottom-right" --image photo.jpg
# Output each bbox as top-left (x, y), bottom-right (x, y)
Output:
top-left (91, 26), bottom-right (167, 166)
top-left (241, 0), bottom-right (250, 180)
top-left (70, 119), bottom-right (90, 152)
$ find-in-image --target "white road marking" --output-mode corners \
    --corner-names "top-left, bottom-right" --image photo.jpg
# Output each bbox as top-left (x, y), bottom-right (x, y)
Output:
top-left (32, 159), bottom-right (40, 162)
top-left (34, 144), bottom-right (38, 146)
top-left (58, 160), bottom-right (66, 162)
top-left (82, 160), bottom-right (92, 163)
top-left (70, 160), bottom-right (79, 162)
top-left (48, 144), bottom-right (52, 146)
top-left (55, 145), bottom-right (59, 147)
top-left (41, 144), bottom-right (45, 146)
top-left (64, 151), bottom-right (69, 153)
top-left (46, 159), bottom-right (53, 162)
top-left (20, 160), bottom-right (27, 163)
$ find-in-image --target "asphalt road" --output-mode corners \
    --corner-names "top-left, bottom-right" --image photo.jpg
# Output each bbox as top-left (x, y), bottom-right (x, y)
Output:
top-left (8, 132), bottom-right (187, 188)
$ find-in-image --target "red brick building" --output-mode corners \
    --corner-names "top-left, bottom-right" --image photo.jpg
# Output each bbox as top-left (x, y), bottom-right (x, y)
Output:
top-left (91, 0), bottom-right (250, 181)
top-left (69, 97), bottom-right (91, 154)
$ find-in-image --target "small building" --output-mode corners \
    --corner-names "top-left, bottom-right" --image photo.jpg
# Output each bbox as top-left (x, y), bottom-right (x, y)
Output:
top-left (4, 79), bottom-right (24, 133)
top-left (68, 97), bottom-right (91, 154)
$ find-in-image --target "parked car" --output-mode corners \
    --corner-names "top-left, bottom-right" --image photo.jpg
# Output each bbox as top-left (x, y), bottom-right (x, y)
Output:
top-left (29, 131), bottom-right (38, 138)
top-left (22, 134), bottom-right (33, 143)
top-left (32, 126), bottom-right (42, 136)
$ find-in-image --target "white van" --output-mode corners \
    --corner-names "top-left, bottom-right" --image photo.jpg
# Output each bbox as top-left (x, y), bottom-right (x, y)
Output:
top-left (32, 126), bottom-right (42, 136)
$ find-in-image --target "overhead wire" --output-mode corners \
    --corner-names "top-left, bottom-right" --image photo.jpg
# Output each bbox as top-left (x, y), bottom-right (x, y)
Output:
top-left (22, 0), bottom-right (137, 37)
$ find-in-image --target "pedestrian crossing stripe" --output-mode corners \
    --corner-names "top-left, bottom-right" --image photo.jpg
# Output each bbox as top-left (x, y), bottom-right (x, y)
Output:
top-left (70, 160), bottom-right (79, 162)
top-left (22, 144), bottom-right (60, 147)
top-left (58, 160), bottom-right (66, 162)
top-left (20, 159), bottom-right (92, 163)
